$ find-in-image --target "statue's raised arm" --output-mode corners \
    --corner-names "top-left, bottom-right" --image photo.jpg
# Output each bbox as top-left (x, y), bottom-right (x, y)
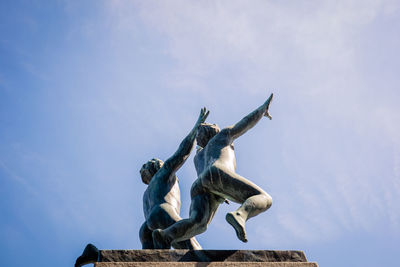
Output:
top-left (225, 93), bottom-right (273, 141)
top-left (139, 108), bottom-right (208, 250)
top-left (163, 107), bottom-right (209, 174)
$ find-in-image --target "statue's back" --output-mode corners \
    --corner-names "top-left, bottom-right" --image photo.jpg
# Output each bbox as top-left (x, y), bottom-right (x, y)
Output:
top-left (143, 169), bottom-right (181, 219)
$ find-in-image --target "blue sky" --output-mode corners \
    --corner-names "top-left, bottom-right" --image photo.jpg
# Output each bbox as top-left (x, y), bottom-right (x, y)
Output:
top-left (1, 1), bottom-right (399, 266)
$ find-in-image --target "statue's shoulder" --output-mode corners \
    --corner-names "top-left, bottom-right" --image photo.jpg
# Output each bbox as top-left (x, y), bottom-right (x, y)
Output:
top-left (156, 166), bottom-right (170, 179)
top-left (208, 129), bottom-right (231, 147)
top-left (150, 167), bottom-right (176, 189)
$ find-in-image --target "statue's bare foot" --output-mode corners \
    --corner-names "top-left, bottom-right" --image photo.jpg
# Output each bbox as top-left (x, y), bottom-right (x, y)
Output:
top-left (75, 243), bottom-right (99, 267)
top-left (152, 229), bottom-right (171, 249)
top-left (226, 211), bottom-right (248, 243)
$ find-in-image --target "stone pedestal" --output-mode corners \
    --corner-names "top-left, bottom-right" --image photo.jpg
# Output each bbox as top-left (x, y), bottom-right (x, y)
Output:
top-left (96, 264), bottom-right (316, 267)
top-left (93, 250), bottom-right (318, 267)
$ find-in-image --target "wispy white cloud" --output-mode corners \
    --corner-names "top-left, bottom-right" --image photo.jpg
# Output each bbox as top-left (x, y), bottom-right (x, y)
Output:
top-left (102, 0), bottom-right (400, 244)
top-left (0, 159), bottom-right (38, 197)
top-left (3, 0), bottom-right (398, 255)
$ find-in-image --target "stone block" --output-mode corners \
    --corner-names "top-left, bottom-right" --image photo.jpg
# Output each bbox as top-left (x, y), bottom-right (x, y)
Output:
top-left (99, 250), bottom-right (308, 262)
top-left (95, 262), bottom-right (318, 267)
top-left (76, 248), bottom-right (318, 267)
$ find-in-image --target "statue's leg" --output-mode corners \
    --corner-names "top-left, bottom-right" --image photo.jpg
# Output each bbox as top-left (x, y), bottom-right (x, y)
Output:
top-left (139, 221), bottom-right (154, 249)
top-left (153, 183), bottom-right (220, 249)
top-left (204, 165), bottom-right (272, 242)
top-left (147, 204), bottom-right (202, 250)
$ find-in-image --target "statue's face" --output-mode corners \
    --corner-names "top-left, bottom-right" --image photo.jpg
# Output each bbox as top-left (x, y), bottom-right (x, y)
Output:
top-left (140, 164), bottom-right (153, 185)
top-left (197, 123), bottom-right (220, 148)
top-left (140, 158), bottom-right (164, 185)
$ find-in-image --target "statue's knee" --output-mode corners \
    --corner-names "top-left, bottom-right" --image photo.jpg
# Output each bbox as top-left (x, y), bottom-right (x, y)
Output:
top-left (190, 215), bottom-right (208, 234)
top-left (193, 220), bottom-right (208, 235)
top-left (263, 193), bottom-right (272, 210)
top-left (199, 223), bottom-right (208, 234)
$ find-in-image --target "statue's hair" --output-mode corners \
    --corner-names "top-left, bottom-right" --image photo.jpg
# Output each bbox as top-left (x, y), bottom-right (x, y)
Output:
top-left (197, 123), bottom-right (220, 148)
top-left (145, 158), bottom-right (164, 173)
top-left (140, 158), bottom-right (164, 184)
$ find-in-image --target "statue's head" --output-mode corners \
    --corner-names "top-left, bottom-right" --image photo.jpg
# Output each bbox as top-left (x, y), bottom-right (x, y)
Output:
top-left (140, 158), bottom-right (164, 184)
top-left (197, 123), bottom-right (220, 148)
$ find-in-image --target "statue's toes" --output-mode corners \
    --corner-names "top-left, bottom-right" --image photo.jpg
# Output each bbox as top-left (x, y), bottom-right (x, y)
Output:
top-left (226, 212), bottom-right (248, 243)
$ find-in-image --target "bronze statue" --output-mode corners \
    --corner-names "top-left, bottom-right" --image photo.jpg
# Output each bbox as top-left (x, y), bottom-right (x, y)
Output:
top-left (153, 94), bottom-right (274, 248)
top-left (139, 108), bottom-right (209, 250)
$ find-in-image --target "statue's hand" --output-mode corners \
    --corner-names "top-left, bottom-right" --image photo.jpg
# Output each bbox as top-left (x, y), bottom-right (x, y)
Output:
top-left (263, 93), bottom-right (273, 120)
top-left (196, 107), bottom-right (210, 125)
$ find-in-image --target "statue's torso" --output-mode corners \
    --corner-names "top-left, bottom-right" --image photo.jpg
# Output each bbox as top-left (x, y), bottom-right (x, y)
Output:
top-left (194, 131), bottom-right (237, 175)
top-left (143, 169), bottom-right (181, 219)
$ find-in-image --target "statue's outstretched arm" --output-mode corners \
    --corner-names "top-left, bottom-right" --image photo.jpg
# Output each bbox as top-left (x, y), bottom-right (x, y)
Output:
top-left (225, 93), bottom-right (273, 141)
top-left (163, 108), bottom-right (209, 174)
